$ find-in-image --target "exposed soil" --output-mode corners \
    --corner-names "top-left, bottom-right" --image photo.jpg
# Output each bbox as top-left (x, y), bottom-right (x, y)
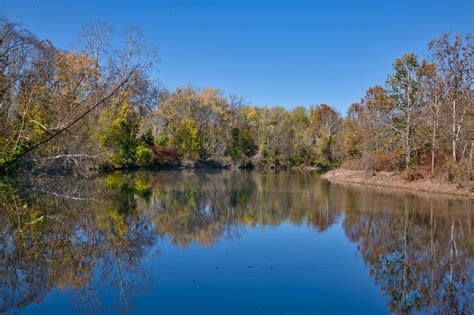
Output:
top-left (322, 168), bottom-right (473, 198)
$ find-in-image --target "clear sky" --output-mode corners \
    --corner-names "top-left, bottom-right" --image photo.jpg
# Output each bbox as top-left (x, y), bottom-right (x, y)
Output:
top-left (1, 0), bottom-right (472, 113)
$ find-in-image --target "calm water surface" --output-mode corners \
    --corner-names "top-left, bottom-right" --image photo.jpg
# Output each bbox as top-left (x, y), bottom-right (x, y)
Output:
top-left (0, 170), bottom-right (472, 314)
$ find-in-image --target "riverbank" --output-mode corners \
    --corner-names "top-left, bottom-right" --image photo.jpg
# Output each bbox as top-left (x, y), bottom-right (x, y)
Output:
top-left (322, 169), bottom-right (473, 198)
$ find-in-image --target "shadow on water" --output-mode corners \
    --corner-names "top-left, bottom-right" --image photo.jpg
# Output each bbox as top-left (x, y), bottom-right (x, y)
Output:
top-left (0, 170), bottom-right (472, 314)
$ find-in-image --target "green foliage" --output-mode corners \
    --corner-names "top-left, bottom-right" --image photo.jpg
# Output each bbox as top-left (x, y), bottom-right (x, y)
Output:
top-left (170, 119), bottom-right (204, 161)
top-left (387, 53), bottom-right (425, 112)
top-left (98, 96), bottom-right (154, 168)
top-left (314, 159), bottom-right (341, 169)
top-left (140, 129), bottom-right (155, 147)
top-left (135, 145), bottom-right (153, 167)
top-left (316, 134), bottom-right (335, 162)
top-left (99, 97), bottom-right (139, 168)
top-left (156, 134), bottom-right (168, 145)
top-left (227, 127), bottom-right (256, 162)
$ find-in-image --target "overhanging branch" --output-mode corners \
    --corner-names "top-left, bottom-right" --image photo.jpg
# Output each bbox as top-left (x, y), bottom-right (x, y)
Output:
top-left (0, 66), bottom-right (138, 173)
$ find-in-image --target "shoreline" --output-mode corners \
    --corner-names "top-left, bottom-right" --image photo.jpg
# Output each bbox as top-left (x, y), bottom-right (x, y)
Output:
top-left (3, 161), bottom-right (325, 177)
top-left (321, 169), bottom-right (473, 198)
top-left (5, 166), bottom-right (472, 199)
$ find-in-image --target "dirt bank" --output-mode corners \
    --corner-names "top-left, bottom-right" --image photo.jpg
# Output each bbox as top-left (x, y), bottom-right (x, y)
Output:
top-left (322, 169), bottom-right (473, 198)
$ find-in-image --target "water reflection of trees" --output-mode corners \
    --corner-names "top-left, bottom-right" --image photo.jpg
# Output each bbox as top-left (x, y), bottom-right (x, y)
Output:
top-left (0, 171), bottom-right (472, 314)
top-left (0, 175), bottom-right (157, 314)
top-left (330, 183), bottom-right (473, 314)
top-left (146, 171), bottom-right (339, 246)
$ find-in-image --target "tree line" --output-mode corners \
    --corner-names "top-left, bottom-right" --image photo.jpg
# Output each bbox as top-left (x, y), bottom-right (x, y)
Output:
top-left (0, 16), bottom-right (472, 180)
top-left (343, 39), bottom-right (472, 182)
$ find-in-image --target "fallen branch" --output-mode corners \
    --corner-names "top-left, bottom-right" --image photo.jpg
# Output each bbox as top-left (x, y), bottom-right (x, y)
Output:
top-left (26, 154), bottom-right (103, 162)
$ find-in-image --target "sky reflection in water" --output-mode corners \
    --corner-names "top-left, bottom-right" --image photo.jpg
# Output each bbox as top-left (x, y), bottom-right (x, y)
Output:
top-left (0, 171), bottom-right (472, 314)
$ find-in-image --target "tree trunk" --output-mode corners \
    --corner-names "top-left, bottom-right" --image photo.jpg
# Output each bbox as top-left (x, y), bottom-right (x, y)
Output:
top-left (452, 100), bottom-right (457, 162)
top-left (461, 143), bottom-right (468, 160)
top-left (372, 116), bottom-right (378, 153)
top-left (406, 112), bottom-right (411, 170)
top-left (406, 134), bottom-right (411, 169)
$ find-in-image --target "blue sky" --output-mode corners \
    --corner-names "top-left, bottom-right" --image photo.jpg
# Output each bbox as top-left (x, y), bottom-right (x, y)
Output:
top-left (1, 0), bottom-right (472, 113)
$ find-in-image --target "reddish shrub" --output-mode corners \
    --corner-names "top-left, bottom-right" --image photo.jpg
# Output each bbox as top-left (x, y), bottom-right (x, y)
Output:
top-left (152, 145), bottom-right (181, 166)
top-left (373, 152), bottom-right (404, 171)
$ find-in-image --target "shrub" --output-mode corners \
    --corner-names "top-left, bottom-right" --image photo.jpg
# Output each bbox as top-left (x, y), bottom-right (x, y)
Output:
top-left (135, 145), bottom-right (153, 167)
top-left (152, 145), bottom-right (181, 166)
top-left (314, 159), bottom-right (340, 170)
top-left (98, 97), bottom-right (140, 168)
top-left (403, 169), bottom-right (423, 181)
top-left (140, 129), bottom-right (155, 147)
top-left (446, 160), bottom-right (470, 183)
top-left (373, 152), bottom-right (404, 171)
top-left (227, 127), bottom-right (257, 162)
top-left (170, 119), bottom-right (203, 160)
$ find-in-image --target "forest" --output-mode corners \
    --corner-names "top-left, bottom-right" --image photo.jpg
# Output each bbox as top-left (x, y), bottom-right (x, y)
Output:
top-left (0, 16), bottom-right (472, 183)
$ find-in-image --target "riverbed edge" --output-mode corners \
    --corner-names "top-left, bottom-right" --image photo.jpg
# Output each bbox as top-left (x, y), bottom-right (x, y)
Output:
top-left (321, 169), bottom-right (474, 198)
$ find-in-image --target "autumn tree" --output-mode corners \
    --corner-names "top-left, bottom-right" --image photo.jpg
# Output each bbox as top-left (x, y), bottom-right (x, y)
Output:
top-left (0, 17), bottom-right (44, 165)
top-left (422, 62), bottom-right (446, 175)
top-left (306, 104), bottom-right (341, 164)
top-left (343, 103), bottom-right (365, 158)
top-left (156, 86), bottom-right (232, 163)
top-left (385, 53), bottom-right (431, 169)
top-left (98, 94), bottom-right (154, 168)
top-left (429, 33), bottom-right (473, 163)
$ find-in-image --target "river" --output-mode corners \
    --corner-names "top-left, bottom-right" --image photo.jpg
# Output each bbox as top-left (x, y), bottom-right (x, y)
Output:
top-left (0, 170), bottom-right (472, 314)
